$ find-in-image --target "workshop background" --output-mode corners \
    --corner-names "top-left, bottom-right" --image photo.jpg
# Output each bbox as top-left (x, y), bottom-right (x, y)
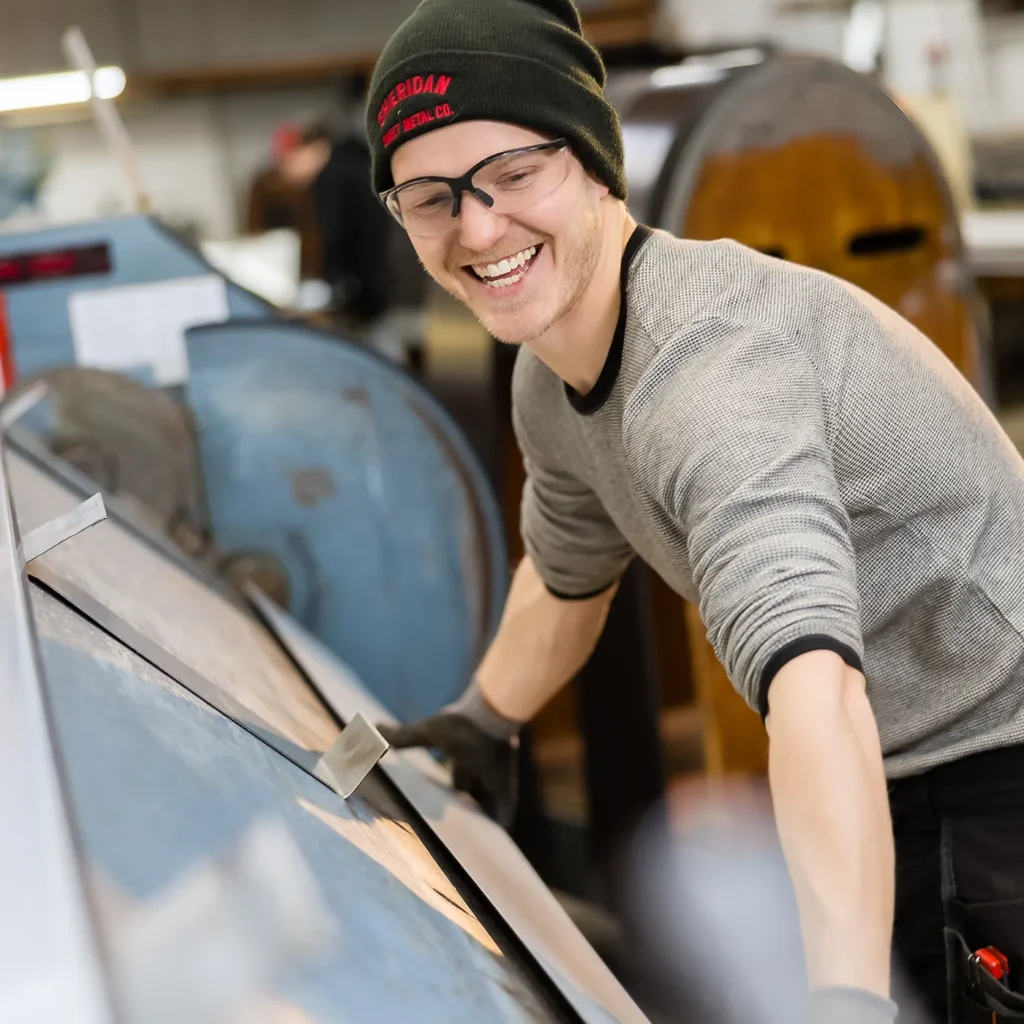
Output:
top-left (1, 1), bottom-right (1023, 1022)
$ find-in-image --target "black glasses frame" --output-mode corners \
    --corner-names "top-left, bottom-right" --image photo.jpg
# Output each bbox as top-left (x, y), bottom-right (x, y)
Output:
top-left (379, 138), bottom-right (571, 223)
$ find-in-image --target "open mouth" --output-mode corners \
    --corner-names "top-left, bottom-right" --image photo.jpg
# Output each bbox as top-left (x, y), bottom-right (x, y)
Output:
top-left (463, 244), bottom-right (542, 290)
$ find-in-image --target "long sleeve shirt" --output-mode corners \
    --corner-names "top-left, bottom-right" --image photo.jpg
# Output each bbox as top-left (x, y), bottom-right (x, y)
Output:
top-left (513, 225), bottom-right (1024, 778)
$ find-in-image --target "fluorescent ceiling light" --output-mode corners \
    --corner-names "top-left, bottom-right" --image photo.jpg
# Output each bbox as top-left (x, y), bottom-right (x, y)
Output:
top-left (650, 49), bottom-right (765, 90)
top-left (0, 66), bottom-right (125, 114)
top-left (651, 65), bottom-right (727, 89)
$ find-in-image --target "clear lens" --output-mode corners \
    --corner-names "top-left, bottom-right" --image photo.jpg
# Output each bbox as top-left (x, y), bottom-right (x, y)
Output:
top-left (474, 146), bottom-right (570, 210)
top-left (387, 181), bottom-right (452, 228)
top-left (388, 143), bottom-right (571, 237)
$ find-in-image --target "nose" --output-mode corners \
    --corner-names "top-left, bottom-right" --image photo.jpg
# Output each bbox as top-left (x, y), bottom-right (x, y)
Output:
top-left (454, 192), bottom-right (509, 254)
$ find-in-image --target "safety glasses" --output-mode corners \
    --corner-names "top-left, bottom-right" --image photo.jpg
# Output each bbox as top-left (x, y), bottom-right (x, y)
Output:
top-left (379, 138), bottom-right (571, 237)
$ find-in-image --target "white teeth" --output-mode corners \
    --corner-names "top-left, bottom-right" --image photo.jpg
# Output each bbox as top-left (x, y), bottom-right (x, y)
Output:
top-left (484, 270), bottom-right (525, 288)
top-left (472, 246), bottom-right (540, 279)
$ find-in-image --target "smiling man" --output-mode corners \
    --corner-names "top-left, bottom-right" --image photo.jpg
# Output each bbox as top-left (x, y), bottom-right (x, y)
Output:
top-left (367, 2), bottom-right (1024, 1022)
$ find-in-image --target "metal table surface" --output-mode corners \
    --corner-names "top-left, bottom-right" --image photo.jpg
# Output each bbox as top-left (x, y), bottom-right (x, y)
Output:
top-left (34, 584), bottom-right (558, 1023)
top-left (8, 445), bottom-right (629, 1022)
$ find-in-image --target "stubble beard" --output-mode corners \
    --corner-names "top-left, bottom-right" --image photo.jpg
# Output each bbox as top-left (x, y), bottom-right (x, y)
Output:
top-left (439, 204), bottom-right (604, 346)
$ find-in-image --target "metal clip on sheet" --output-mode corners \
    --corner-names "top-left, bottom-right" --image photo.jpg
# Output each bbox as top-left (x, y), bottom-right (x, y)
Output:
top-left (1, 384), bottom-right (108, 565)
top-left (21, 491), bottom-right (108, 562)
top-left (314, 712), bottom-right (390, 798)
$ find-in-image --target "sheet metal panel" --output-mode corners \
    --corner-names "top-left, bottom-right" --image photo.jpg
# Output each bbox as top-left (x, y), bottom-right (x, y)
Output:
top-left (33, 585), bottom-right (560, 1024)
top-left (250, 588), bottom-right (651, 1024)
top-left (8, 449), bottom-right (337, 763)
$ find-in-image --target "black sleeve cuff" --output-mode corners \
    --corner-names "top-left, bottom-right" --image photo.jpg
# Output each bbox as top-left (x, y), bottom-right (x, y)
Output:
top-left (757, 635), bottom-right (864, 718)
top-left (544, 579), bottom-right (619, 601)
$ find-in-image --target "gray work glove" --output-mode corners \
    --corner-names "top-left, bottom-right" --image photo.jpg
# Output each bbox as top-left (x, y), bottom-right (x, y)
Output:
top-left (807, 987), bottom-right (898, 1024)
top-left (377, 679), bottom-right (521, 828)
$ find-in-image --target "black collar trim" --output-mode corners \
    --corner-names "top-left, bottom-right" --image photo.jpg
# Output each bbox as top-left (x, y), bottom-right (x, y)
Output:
top-left (565, 224), bottom-right (652, 415)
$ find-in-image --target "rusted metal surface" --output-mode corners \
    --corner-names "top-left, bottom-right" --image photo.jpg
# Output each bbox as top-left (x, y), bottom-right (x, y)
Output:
top-left (26, 366), bottom-right (198, 534)
top-left (0, 213), bottom-right (507, 724)
top-left (291, 467), bottom-right (336, 509)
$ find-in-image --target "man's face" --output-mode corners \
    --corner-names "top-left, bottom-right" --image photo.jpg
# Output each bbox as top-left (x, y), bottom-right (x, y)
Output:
top-left (389, 121), bottom-right (608, 344)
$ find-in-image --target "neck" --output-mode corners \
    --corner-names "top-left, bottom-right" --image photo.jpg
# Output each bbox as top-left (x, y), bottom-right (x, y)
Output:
top-left (525, 200), bottom-right (636, 395)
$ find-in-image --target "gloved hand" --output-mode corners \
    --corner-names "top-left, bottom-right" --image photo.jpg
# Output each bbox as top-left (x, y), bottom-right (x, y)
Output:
top-left (378, 679), bottom-right (521, 828)
top-left (807, 986), bottom-right (898, 1024)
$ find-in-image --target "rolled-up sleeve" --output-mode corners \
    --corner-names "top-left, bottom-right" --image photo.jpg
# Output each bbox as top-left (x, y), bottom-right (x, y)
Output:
top-left (514, 406), bottom-right (635, 600)
top-left (628, 318), bottom-right (864, 714)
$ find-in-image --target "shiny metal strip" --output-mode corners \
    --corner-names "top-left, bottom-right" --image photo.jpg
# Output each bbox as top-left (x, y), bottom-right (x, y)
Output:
top-left (0, 417), bottom-right (114, 1021)
top-left (21, 492), bottom-right (107, 564)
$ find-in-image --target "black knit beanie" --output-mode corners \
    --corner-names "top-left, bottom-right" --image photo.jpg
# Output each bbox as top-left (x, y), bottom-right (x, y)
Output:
top-left (366, 0), bottom-right (626, 200)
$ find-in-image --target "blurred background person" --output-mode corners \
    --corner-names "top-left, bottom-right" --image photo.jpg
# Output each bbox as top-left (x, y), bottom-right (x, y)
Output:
top-left (278, 117), bottom-right (391, 330)
top-left (261, 77), bottom-right (424, 361)
top-left (245, 124), bottom-right (314, 270)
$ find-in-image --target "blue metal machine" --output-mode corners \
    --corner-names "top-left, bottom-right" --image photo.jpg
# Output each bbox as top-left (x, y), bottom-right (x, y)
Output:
top-left (185, 319), bottom-right (506, 720)
top-left (0, 216), bottom-right (271, 378)
top-left (0, 215), bottom-right (507, 720)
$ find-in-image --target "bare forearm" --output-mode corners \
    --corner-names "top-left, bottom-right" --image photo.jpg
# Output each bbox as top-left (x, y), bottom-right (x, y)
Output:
top-left (475, 556), bottom-right (616, 722)
top-left (766, 651), bottom-right (894, 996)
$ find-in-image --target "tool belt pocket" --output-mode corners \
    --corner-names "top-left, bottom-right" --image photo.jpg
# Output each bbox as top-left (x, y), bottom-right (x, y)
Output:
top-left (946, 905), bottom-right (1024, 1022)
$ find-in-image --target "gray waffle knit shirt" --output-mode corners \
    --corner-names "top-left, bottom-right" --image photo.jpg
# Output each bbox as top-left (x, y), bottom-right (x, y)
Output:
top-left (513, 226), bottom-right (1024, 779)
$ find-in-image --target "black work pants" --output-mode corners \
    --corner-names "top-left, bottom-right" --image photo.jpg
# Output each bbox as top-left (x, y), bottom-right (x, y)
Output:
top-left (890, 744), bottom-right (1024, 1022)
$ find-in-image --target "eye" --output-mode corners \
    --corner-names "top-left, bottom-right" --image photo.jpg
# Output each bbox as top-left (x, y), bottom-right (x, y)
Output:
top-left (412, 193), bottom-right (449, 212)
top-left (495, 166), bottom-right (539, 188)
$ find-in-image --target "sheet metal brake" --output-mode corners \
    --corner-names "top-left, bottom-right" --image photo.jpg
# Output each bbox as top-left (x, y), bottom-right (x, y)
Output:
top-left (0, 418), bottom-right (648, 1023)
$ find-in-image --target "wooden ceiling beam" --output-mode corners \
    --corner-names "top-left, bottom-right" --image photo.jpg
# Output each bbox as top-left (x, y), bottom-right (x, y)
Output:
top-left (127, 4), bottom-right (655, 98)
